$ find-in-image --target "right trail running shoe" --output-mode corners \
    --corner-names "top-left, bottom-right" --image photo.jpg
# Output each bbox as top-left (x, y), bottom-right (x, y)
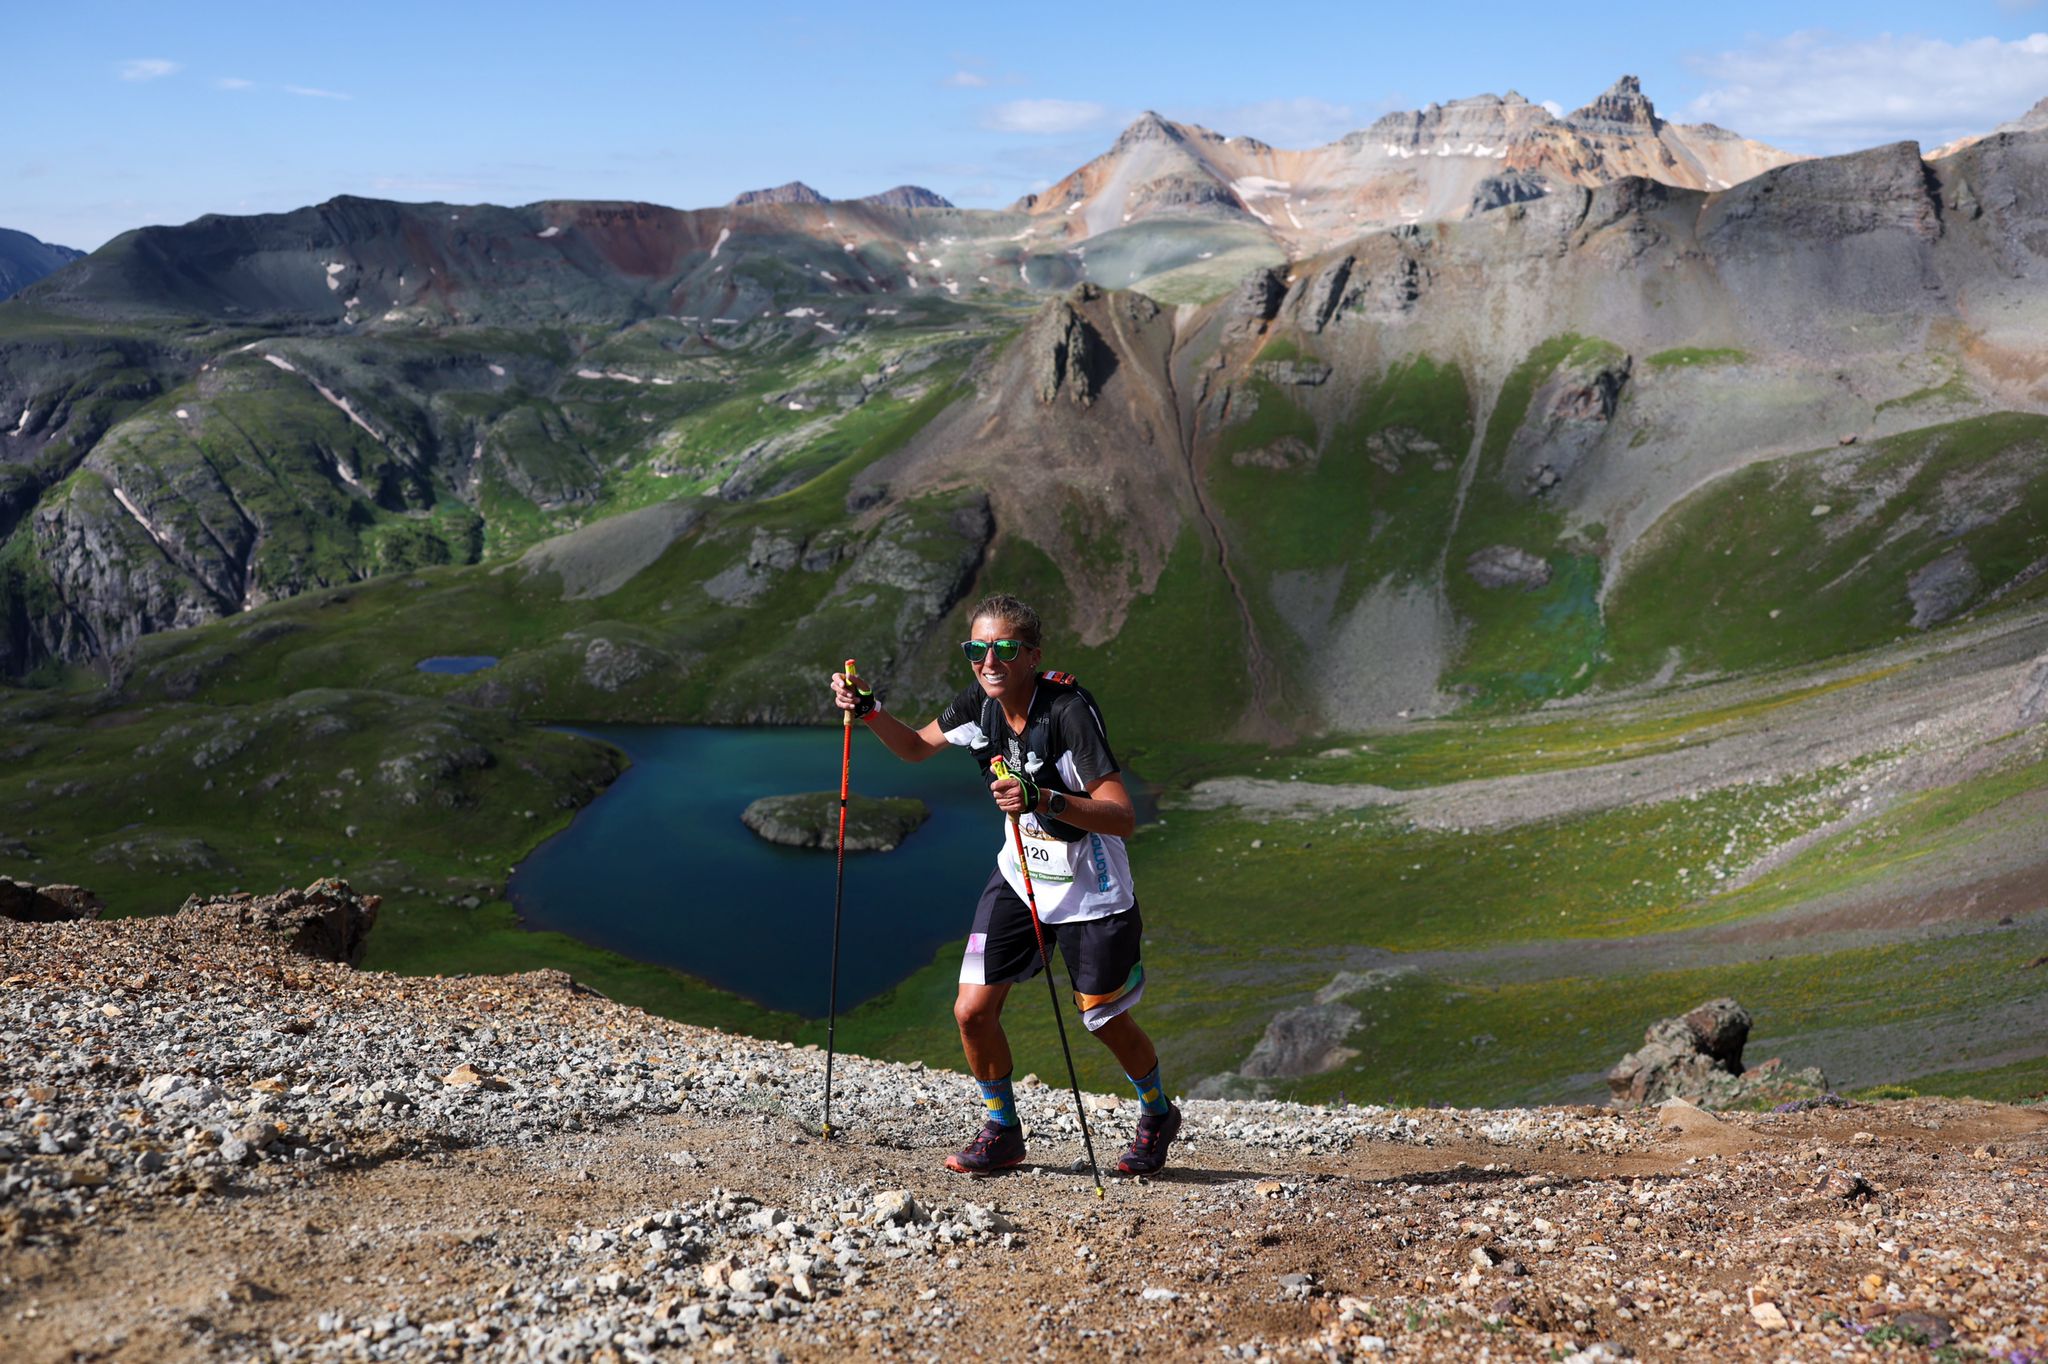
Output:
top-left (944, 1118), bottom-right (1027, 1175)
top-left (1116, 1103), bottom-right (1183, 1176)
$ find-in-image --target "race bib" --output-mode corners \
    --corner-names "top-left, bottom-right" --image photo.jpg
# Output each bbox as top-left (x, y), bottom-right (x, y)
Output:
top-left (998, 817), bottom-right (1076, 885)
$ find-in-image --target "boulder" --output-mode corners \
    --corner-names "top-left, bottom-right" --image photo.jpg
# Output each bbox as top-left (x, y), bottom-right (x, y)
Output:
top-left (0, 880), bottom-right (106, 923)
top-left (174, 878), bottom-right (380, 966)
top-left (1465, 545), bottom-right (1553, 590)
top-left (740, 792), bottom-right (929, 852)
top-left (1608, 998), bottom-right (1828, 1108)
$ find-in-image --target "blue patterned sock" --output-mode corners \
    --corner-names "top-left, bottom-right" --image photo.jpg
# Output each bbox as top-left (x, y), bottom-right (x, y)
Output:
top-left (976, 1072), bottom-right (1019, 1128)
top-left (1128, 1061), bottom-right (1170, 1116)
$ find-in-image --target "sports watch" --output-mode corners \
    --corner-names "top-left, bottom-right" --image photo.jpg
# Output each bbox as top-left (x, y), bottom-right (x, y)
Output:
top-left (1044, 790), bottom-right (1068, 818)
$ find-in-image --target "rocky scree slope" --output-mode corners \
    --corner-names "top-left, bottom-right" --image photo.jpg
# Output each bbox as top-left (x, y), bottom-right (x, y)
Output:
top-left (4, 880), bottom-right (2044, 1364)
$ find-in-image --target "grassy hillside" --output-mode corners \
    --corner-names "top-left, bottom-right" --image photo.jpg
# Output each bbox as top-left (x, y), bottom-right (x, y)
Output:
top-left (1605, 413), bottom-right (2048, 683)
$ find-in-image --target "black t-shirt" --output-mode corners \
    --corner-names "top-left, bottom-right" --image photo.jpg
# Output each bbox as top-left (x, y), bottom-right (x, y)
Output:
top-left (936, 671), bottom-right (1134, 920)
top-left (936, 672), bottom-right (1121, 839)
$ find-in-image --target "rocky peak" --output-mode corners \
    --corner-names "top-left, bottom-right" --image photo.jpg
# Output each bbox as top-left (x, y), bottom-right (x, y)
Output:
top-left (1113, 111), bottom-right (1186, 151)
top-left (1567, 75), bottom-right (1662, 135)
top-left (857, 185), bottom-right (955, 210)
top-left (1360, 91), bottom-right (1559, 150)
top-left (2000, 94), bottom-right (2048, 135)
top-left (731, 181), bottom-right (830, 208)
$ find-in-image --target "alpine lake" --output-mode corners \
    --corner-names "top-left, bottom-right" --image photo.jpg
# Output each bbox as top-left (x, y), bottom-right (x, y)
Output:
top-left (510, 726), bottom-right (1021, 1016)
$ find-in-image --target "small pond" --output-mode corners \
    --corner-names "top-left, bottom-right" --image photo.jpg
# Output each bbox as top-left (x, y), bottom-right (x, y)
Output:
top-left (416, 656), bottom-right (500, 675)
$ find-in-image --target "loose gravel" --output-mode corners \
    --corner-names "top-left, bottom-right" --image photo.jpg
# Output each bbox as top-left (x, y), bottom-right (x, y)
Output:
top-left (4, 908), bottom-right (2044, 1363)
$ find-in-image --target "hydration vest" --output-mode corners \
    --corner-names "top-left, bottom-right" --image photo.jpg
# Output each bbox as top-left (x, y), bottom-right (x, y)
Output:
top-left (967, 671), bottom-right (1091, 843)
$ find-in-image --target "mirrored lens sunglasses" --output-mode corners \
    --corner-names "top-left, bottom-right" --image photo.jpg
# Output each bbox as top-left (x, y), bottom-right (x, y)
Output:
top-left (961, 638), bottom-right (1026, 664)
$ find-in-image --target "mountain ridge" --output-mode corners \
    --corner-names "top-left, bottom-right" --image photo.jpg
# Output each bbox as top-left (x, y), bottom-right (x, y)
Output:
top-left (0, 226), bottom-right (84, 301)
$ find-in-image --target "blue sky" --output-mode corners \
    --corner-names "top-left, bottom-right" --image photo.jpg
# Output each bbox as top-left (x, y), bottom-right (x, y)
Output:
top-left (8, 1), bottom-right (2048, 249)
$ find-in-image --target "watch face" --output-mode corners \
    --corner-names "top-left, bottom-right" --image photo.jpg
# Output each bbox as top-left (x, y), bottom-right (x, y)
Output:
top-left (1049, 792), bottom-right (1067, 816)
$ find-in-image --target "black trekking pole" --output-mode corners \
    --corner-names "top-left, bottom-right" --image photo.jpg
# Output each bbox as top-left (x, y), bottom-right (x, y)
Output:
top-left (822, 656), bottom-right (857, 1139)
top-left (992, 757), bottom-right (1106, 1197)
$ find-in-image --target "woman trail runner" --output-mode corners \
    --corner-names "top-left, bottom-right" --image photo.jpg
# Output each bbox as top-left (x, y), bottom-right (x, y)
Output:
top-left (829, 592), bottom-right (1180, 1176)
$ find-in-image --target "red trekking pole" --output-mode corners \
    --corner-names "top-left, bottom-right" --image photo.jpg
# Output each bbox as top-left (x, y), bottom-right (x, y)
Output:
top-left (822, 657), bottom-right (857, 1138)
top-left (993, 757), bottom-right (1106, 1197)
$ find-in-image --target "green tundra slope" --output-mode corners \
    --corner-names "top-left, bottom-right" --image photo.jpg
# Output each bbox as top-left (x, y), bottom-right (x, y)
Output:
top-left (7, 132), bottom-right (2048, 1104)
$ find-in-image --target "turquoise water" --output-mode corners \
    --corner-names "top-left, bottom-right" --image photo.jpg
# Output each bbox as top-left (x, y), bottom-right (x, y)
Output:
top-left (508, 726), bottom-right (1002, 1017)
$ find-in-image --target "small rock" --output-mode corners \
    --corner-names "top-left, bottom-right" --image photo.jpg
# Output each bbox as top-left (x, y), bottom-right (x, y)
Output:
top-left (1141, 1287), bottom-right (1180, 1302)
top-left (871, 1190), bottom-right (928, 1226)
top-left (1749, 1301), bottom-right (1788, 1331)
top-left (1816, 1168), bottom-right (1872, 1201)
top-left (1892, 1311), bottom-right (1953, 1347)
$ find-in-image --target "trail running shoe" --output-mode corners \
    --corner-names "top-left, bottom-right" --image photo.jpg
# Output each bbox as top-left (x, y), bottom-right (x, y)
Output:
top-left (1117, 1103), bottom-right (1182, 1176)
top-left (945, 1119), bottom-right (1026, 1175)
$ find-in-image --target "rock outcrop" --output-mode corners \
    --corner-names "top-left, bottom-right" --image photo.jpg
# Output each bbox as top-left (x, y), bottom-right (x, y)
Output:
top-left (173, 878), bottom-right (380, 966)
top-left (1466, 545), bottom-right (1554, 590)
top-left (1908, 548), bottom-right (1980, 628)
top-left (0, 880), bottom-right (105, 923)
top-left (2014, 652), bottom-right (2048, 728)
top-left (1607, 998), bottom-right (1830, 1109)
top-left (730, 182), bottom-right (829, 207)
top-left (739, 792), bottom-right (929, 852)
top-left (857, 186), bottom-right (954, 210)
top-left (1029, 294), bottom-right (1107, 406)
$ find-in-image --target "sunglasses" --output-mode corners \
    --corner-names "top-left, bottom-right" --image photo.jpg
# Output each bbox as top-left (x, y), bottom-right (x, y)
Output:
top-left (961, 638), bottom-right (1029, 664)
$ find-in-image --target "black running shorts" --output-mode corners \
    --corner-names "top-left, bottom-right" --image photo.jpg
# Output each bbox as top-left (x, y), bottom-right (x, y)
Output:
top-left (958, 869), bottom-right (1147, 1030)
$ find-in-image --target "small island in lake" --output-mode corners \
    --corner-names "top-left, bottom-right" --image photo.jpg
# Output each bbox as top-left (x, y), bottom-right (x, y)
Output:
top-left (740, 792), bottom-right (930, 852)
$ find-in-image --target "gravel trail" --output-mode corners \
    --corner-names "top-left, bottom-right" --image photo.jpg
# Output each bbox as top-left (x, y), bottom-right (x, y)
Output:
top-left (4, 905), bottom-right (2044, 1363)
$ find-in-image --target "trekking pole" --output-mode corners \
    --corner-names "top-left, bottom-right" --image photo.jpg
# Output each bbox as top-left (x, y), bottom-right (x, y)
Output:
top-left (822, 657), bottom-right (857, 1139)
top-left (992, 757), bottom-right (1106, 1198)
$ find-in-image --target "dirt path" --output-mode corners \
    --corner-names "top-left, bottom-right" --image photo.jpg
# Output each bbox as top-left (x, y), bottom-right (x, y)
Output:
top-left (9, 1095), bottom-right (2043, 1364)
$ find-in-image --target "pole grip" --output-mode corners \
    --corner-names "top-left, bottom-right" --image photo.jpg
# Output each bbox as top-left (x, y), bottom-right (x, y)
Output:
top-left (842, 657), bottom-right (858, 729)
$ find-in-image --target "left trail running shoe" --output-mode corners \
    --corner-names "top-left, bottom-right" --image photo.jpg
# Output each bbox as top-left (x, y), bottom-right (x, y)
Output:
top-left (1116, 1103), bottom-right (1182, 1176)
top-left (945, 1119), bottom-right (1027, 1175)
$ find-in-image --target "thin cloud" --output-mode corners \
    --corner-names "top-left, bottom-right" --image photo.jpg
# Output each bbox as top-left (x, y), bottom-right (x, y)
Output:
top-left (119, 59), bottom-right (179, 82)
top-left (1540, 99), bottom-right (1566, 119)
top-left (983, 98), bottom-right (1109, 135)
top-left (1686, 30), bottom-right (2048, 152)
top-left (943, 70), bottom-right (990, 88)
top-left (215, 77), bottom-right (255, 91)
top-left (284, 85), bottom-right (352, 101)
top-left (370, 176), bottom-right (485, 196)
top-left (1185, 97), bottom-right (1374, 147)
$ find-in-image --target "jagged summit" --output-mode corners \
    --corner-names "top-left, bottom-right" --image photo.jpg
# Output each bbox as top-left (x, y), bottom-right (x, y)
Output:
top-left (1359, 90), bottom-right (1561, 150)
top-left (858, 185), bottom-right (955, 209)
top-left (1012, 75), bottom-right (1800, 249)
top-left (1568, 74), bottom-right (1663, 134)
top-left (1113, 110), bottom-right (1191, 150)
top-left (731, 181), bottom-right (829, 207)
top-left (1931, 93), bottom-right (2048, 157)
top-left (2009, 94), bottom-right (2048, 134)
